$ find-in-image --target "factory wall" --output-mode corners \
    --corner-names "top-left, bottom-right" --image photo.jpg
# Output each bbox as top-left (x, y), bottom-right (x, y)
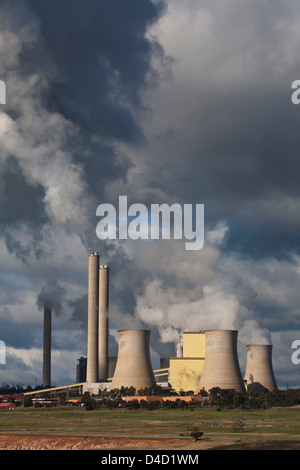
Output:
top-left (169, 331), bottom-right (206, 393)
top-left (182, 331), bottom-right (206, 357)
top-left (169, 357), bottom-right (205, 392)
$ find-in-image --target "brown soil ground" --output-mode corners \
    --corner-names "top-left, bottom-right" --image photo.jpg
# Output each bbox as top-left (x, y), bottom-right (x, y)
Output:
top-left (0, 434), bottom-right (299, 450)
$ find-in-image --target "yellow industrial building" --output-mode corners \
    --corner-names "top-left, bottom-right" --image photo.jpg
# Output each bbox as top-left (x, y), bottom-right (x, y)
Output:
top-left (169, 331), bottom-right (206, 393)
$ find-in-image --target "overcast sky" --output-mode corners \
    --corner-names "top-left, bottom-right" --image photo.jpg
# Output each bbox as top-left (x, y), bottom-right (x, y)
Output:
top-left (0, 0), bottom-right (299, 389)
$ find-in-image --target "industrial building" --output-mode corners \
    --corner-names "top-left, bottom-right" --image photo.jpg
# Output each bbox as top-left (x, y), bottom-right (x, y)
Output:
top-left (169, 331), bottom-right (206, 392)
top-left (76, 357), bottom-right (87, 383)
top-left (39, 251), bottom-right (278, 399)
top-left (82, 251), bottom-right (278, 395)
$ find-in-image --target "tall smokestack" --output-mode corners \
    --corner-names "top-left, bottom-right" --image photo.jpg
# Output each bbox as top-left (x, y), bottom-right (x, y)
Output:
top-left (197, 330), bottom-right (245, 394)
top-left (244, 344), bottom-right (278, 393)
top-left (42, 300), bottom-right (51, 388)
top-left (98, 265), bottom-right (109, 381)
top-left (86, 252), bottom-right (99, 383)
top-left (109, 329), bottom-right (156, 391)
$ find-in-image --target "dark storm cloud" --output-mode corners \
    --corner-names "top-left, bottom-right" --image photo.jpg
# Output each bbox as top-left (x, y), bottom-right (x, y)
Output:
top-left (0, 0), bottom-right (299, 387)
top-left (69, 294), bottom-right (87, 330)
top-left (0, 313), bottom-right (38, 349)
top-left (27, 0), bottom-right (166, 142)
top-left (0, 157), bottom-right (46, 225)
top-left (0, 0), bottom-right (168, 264)
top-left (0, 156), bottom-right (50, 262)
top-left (196, 93), bottom-right (300, 257)
top-left (140, 0), bottom-right (300, 259)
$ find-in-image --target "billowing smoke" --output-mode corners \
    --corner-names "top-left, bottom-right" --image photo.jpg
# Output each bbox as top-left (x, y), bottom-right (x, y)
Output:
top-left (0, 0), bottom-right (95, 256)
top-left (134, 222), bottom-right (272, 347)
top-left (36, 279), bottom-right (66, 316)
top-left (0, 0), bottom-right (165, 262)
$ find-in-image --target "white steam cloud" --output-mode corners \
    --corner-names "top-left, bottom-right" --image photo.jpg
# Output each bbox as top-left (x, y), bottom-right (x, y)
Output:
top-left (134, 222), bottom-right (272, 346)
top-left (0, 1), bottom-right (94, 249)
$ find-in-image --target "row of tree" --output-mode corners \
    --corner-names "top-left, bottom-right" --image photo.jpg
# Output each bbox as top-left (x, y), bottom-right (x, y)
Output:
top-left (199, 387), bottom-right (300, 408)
top-left (81, 385), bottom-right (300, 410)
top-left (2, 383), bottom-right (300, 409)
top-left (0, 383), bottom-right (43, 394)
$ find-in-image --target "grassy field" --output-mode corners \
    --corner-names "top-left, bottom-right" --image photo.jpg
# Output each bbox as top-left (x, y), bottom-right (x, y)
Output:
top-left (0, 405), bottom-right (300, 441)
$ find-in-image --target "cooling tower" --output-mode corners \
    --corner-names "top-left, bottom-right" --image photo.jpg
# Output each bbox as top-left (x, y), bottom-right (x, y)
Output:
top-left (197, 330), bottom-right (245, 393)
top-left (98, 265), bottom-right (109, 381)
top-left (244, 344), bottom-right (278, 393)
top-left (109, 329), bottom-right (156, 391)
top-left (86, 252), bottom-right (99, 383)
top-left (42, 301), bottom-right (51, 388)
top-left (108, 357), bottom-right (117, 379)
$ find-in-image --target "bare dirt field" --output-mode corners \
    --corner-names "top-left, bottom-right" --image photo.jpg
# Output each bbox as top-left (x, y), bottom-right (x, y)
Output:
top-left (0, 405), bottom-right (299, 450)
top-left (0, 433), bottom-right (299, 450)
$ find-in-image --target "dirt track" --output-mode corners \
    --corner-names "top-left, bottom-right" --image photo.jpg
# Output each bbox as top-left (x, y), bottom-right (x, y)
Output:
top-left (0, 434), bottom-right (299, 450)
top-left (0, 434), bottom-right (199, 450)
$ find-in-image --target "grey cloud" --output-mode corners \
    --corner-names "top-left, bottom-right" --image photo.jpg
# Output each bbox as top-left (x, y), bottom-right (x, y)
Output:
top-left (27, 0), bottom-right (166, 141)
top-left (0, 0), bottom-right (299, 387)
top-left (36, 279), bottom-right (66, 316)
top-left (128, 0), bottom-right (300, 259)
top-left (0, 0), bottom-right (168, 264)
top-left (0, 312), bottom-right (38, 349)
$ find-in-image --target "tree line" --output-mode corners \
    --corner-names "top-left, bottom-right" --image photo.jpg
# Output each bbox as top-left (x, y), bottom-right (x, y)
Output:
top-left (1, 383), bottom-right (300, 409)
top-left (80, 385), bottom-right (300, 410)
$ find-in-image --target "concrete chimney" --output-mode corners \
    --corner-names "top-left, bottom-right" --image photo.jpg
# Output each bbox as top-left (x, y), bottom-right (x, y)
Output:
top-left (197, 330), bottom-right (245, 394)
top-left (42, 300), bottom-right (52, 388)
top-left (244, 344), bottom-right (278, 393)
top-left (109, 329), bottom-right (156, 391)
top-left (98, 265), bottom-right (109, 381)
top-left (86, 252), bottom-right (99, 383)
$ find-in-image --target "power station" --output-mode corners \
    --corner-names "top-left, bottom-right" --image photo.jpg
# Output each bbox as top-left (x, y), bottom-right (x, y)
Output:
top-left (42, 251), bottom-right (278, 396)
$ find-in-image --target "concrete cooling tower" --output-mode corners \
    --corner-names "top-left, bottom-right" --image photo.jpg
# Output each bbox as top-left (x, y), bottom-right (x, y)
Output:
top-left (244, 344), bottom-right (278, 393)
top-left (109, 329), bottom-right (156, 391)
top-left (197, 330), bottom-right (245, 393)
